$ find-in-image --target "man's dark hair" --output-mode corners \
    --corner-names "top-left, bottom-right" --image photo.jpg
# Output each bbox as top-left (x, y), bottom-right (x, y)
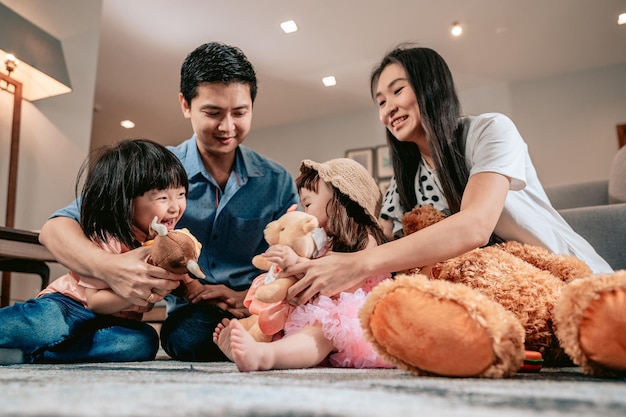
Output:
top-left (180, 42), bottom-right (258, 106)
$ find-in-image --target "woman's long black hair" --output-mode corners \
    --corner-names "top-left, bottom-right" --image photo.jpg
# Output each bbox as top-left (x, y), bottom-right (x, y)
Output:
top-left (76, 139), bottom-right (188, 249)
top-left (370, 45), bottom-right (469, 214)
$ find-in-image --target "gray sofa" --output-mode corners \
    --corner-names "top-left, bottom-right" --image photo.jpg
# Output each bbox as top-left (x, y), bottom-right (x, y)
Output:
top-left (544, 146), bottom-right (626, 271)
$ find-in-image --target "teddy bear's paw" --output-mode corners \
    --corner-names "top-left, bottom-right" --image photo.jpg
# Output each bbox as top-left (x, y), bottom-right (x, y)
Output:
top-left (360, 274), bottom-right (525, 378)
top-left (555, 271), bottom-right (626, 378)
top-left (255, 277), bottom-right (297, 303)
top-left (497, 241), bottom-right (592, 283)
top-left (239, 316), bottom-right (273, 343)
top-left (252, 255), bottom-right (272, 271)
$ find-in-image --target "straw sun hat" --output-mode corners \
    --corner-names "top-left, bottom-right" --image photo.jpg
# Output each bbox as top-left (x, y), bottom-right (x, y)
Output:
top-left (299, 158), bottom-right (382, 224)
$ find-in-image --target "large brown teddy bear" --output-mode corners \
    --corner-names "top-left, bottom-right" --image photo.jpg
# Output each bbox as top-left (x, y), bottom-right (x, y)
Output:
top-left (360, 205), bottom-right (626, 378)
top-left (240, 209), bottom-right (327, 342)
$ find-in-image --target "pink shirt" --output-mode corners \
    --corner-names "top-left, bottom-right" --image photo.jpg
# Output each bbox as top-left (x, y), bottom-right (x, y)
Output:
top-left (37, 239), bottom-right (143, 321)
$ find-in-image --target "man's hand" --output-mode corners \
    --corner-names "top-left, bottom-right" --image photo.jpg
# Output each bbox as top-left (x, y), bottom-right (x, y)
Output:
top-left (40, 216), bottom-right (183, 307)
top-left (184, 281), bottom-right (249, 318)
top-left (93, 246), bottom-right (183, 307)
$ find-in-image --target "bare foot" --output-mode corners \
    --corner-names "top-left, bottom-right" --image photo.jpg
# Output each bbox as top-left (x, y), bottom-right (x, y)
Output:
top-left (228, 319), bottom-right (271, 372)
top-left (213, 318), bottom-right (234, 361)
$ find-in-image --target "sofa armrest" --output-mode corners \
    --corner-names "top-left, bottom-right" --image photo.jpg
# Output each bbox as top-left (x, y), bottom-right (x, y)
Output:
top-left (559, 203), bottom-right (626, 271)
top-left (545, 180), bottom-right (609, 210)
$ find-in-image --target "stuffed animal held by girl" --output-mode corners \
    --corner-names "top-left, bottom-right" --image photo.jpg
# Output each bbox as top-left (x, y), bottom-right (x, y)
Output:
top-left (145, 216), bottom-right (205, 278)
top-left (241, 210), bottom-right (328, 342)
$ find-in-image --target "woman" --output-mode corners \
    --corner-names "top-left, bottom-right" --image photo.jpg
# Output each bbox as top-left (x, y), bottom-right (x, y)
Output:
top-left (285, 44), bottom-right (612, 305)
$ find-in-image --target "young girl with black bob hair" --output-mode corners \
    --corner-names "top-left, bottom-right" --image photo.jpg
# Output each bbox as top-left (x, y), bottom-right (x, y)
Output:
top-left (0, 139), bottom-right (188, 365)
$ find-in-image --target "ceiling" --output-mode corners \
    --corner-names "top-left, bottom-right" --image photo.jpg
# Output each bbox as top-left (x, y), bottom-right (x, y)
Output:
top-left (91, 0), bottom-right (626, 150)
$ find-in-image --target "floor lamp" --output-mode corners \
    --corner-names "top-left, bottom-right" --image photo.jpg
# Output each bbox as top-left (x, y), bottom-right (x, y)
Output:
top-left (0, 59), bottom-right (22, 307)
top-left (1, 58), bottom-right (22, 230)
top-left (0, 3), bottom-right (72, 306)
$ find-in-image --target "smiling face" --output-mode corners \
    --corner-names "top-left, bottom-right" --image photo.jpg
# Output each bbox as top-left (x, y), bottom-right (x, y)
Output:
top-left (132, 186), bottom-right (187, 242)
top-left (179, 82), bottom-right (253, 161)
top-left (374, 63), bottom-right (426, 145)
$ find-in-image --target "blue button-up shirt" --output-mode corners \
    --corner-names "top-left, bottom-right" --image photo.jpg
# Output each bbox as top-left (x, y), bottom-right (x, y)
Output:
top-left (51, 137), bottom-right (298, 313)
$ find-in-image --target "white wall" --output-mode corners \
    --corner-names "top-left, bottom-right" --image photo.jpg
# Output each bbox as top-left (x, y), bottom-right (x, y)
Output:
top-left (0, 0), bottom-right (102, 302)
top-left (511, 63), bottom-right (626, 186)
top-left (250, 62), bottom-right (626, 189)
top-left (248, 107), bottom-right (385, 179)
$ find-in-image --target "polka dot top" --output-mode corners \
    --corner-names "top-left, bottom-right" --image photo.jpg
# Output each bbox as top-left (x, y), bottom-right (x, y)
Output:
top-left (380, 158), bottom-right (448, 237)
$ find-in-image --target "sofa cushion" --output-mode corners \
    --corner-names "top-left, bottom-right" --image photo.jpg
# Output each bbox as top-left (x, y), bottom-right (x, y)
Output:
top-left (559, 204), bottom-right (626, 271)
top-left (608, 146), bottom-right (626, 204)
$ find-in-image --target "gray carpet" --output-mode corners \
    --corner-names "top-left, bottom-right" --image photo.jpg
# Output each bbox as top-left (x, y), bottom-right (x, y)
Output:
top-left (1, 360), bottom-right (625, 417)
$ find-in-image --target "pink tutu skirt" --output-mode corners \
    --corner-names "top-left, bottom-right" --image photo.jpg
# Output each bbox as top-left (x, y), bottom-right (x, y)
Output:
top-left (283, 274), bottom-right (394, 369)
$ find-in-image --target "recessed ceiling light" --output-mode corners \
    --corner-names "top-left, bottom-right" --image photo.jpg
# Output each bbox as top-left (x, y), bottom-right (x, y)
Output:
top-left (451, 22), bottom-right (463, 37)
top-left (120, 120), bottom-right (135, 129)
top-left (618, 13), bottom-right (626, 25)
top-left (322, 76), bottom-right (336, 87)
top-left (280, 20), bottom-right (298, 33)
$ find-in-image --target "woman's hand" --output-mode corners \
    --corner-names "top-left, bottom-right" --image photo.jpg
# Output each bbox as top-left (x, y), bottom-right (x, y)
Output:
top-left (284, 251), bottom-right (368, 305)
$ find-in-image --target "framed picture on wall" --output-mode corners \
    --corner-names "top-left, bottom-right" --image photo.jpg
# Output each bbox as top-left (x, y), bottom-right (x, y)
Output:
top-left (375, 145), bottom-right (393, 179)
top-left (345, 147), bottom-right (374, 175)
top-left (618, 123), bottom-right (626, 149)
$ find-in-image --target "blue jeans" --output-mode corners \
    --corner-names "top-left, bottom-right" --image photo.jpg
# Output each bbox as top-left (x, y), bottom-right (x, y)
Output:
top-left (0, 292), bottom-right (158, 363)
top-left (160, 302), bottom-right (233, 361)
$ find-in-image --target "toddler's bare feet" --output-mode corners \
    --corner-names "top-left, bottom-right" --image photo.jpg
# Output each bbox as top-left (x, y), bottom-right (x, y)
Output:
top-left (228, 319), bottom-right (271, 372)
top-left (213, 318), bottom-right (234, 361)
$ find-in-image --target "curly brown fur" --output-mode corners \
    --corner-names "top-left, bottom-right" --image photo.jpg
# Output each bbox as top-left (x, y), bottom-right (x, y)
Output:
top-left (429, 247), bottom-right (568, 363)
top-left (554, 271), bottom-right (626, 378)
top-left (401, 204), bottom-right (592, 365)
top-left (496, 241), bottom-right (592, 283)
top-left (360, 273), bottom-right (525, 378)
top-left (401, 205), bottom-right (446, 234)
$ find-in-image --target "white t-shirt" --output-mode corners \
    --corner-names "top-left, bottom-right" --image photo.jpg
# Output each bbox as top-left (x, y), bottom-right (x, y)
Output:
top-left (380, 112), bottom-right (612, 274)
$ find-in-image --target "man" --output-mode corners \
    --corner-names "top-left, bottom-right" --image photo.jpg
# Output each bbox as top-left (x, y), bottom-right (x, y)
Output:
top-left (39, 42), bottom-right (298, 361)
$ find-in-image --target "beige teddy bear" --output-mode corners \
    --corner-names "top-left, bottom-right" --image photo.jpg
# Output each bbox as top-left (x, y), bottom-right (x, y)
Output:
top-left (240, 210), bottom-right (328, 342)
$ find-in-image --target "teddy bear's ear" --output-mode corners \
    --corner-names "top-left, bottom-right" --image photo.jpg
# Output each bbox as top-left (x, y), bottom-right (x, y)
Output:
top-left (402, 205), bottom-right (447, 236)
top-left (301, 216), bottom-right (319, 234)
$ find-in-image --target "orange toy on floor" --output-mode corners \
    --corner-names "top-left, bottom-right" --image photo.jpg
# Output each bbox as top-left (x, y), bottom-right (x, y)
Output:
top-left (360, 205), bottom-right (626, 378)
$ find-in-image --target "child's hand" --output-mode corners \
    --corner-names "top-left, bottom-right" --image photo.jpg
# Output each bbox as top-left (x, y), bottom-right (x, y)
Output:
top-left (263, 244), bottom-right (299, 269)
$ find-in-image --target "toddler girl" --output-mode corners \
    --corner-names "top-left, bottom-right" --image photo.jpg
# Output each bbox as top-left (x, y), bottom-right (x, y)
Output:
top-left (214, 158), bottom-right (393, 371)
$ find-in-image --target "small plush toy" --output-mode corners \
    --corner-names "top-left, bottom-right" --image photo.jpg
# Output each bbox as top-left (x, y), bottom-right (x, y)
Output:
top-left (361, 205), bottom-right (626, 378)
top-left (240, 209), bottom-right (328, 342)
top-left (146, 216), bottom-right (205, 279)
